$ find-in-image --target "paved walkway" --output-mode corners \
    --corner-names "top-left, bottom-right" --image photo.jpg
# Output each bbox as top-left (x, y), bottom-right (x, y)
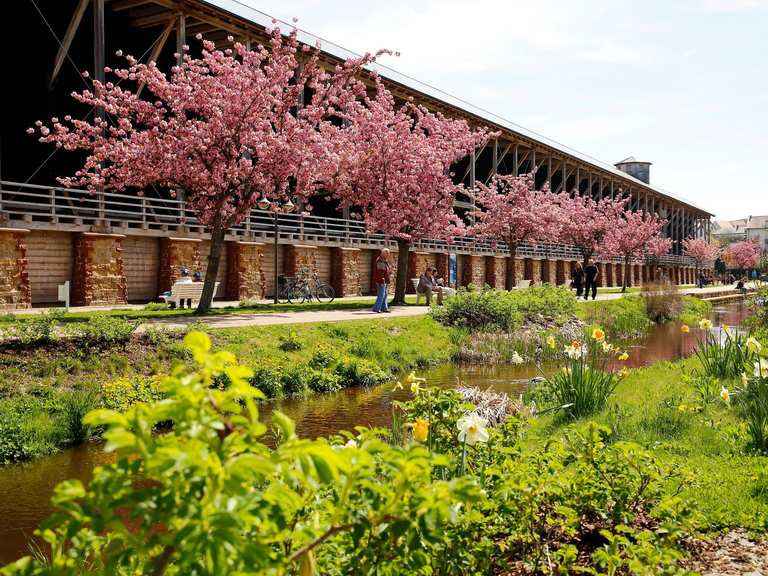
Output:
top-left (9, 283), bottom-right (757, 332)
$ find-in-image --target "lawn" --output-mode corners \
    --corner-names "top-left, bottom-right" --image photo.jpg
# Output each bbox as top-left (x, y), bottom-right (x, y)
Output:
top-left (525, 357), bottom-right (768, 532)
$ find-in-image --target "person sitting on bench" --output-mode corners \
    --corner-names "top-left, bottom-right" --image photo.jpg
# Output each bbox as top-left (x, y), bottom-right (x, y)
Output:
top-left (417, 268), bottom-right (443, 305)
top-left (162, 267), bottom-right (194, 309)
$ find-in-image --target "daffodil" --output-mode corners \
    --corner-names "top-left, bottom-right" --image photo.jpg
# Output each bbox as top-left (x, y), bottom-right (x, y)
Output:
top-left (561, 366), bottom-right (569, 375)
top-left (722, 324), bottom-right (731, 336)
top-left (754, 358), bottom-right (768, 379)
top-left (392, 381), bottom-right (403, 392)
top-left (565, 345), bottom-right (581, 360)
top-left (511, 351), bottom-right (524, 365)
top-left (678, 404), bottom-right (687, 413)
top-left (618, 352), bottom-right (629, 361)
top-left (601, 341), bottom-right (614, 352)
top-left (741, 372), bottom-right (749, 386)
top-left (680, 324), bottom-right (690, 334)
top-left (618, 367), bottom-right (629, 379)
top-left (592, 328), bottom-right (605, 342)
top-left (406, 371), bottom-right (426, 395)
top-left (720, 386), bottom-right (730, 403)
top-left (699, 318), bottom-right (713, 330)
top-left (546, 335), bottom-right (556, 350)
top-left (413, 418), bottom-right (429, 443)
top-left (457, 412), bottom-right (489, 445)
top-left (746, 336), bottom-right (762, 355)
top-left (344, 438), bottom-right (358, 449)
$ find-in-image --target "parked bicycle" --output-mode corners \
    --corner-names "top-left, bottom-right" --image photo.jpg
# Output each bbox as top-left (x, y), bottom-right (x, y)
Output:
top-left (277, 270), bottom-right (335, 304)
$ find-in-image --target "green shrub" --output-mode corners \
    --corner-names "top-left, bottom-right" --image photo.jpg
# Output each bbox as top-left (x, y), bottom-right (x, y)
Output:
top-left (140, 324), bottom-right (175, 346)
top-left (0, 396), bottom-right (60, 463)
top-left (580, 296), bottom-right (651, 338)
top-left (680, 296), bottom-right (712, 325)
top-left (277, 331), bottom-right (303, 352)
top-left (73, 315), bottom-right (137, 346)
top-left (60, 388), bottom-right (98, 445)
top-left (142, 302), bottom-right (168, 311)
top-left (736, 375), bottom-right (768, 454)
top-left (307, 370), bottom-right (342, 394)
top-left (433, 285), bottom-right (575, 332)
top-left (101, 376), bottom-right (162, 412)
top-left (334, 357), bottom-right (389, 387)
top-left (308, 345), bottom-right (337, 369)
top-left (249, 366), bottom-right (283, 398)
top-left (281, 365), bottom-right (312, 396)
top-left (5, 310), bottom-right (63, 346)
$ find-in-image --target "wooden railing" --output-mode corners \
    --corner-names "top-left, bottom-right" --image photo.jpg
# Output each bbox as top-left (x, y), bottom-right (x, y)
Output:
top-left (0, 181), bottom-right (696, 265)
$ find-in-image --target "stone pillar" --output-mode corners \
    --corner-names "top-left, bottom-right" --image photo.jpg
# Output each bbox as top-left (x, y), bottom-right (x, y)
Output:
top-left (484, 255), bottom-right (506, 289)
top-left (434, 253), bottom-right (449, 285)
top-left (226, 241), bottom-right (265, 301)
top-left (615, 263), bottom-right (623, 288)
top-left (72, 232), bottom-right (127, 306)
top-left (331, 247), bottom-right (362, 297)
top-left (284, 244), bottom-right (319, 278)
top-left (598, 263), bottom-right (607, 287)
top-left (0, 228), bottom-right (31, 310)
top-left (605, 263), bottom-right (614, 287)
top-left (540, 259), bottom-right (550, 283)
top-left (513, 257), bottom-right (525, 286)
top-left (555, 260), bottom-right (566, 285)
top-left (159, 237), bottom-right (202, 294)
top-left (462, 255), bottom-right (486, 287)
top-left (523, 258), bottom-right (533, 281)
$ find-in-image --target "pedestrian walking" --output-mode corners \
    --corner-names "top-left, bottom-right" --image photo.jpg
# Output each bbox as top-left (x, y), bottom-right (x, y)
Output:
top-left (372, 248), bottom-right (391, 313)
top-left (583, 259), bottom-right (599, 300)
top-left (571, 261), bottom-right (585, 297)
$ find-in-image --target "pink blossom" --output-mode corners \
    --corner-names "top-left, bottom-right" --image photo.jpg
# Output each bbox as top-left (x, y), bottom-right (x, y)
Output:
top-left (683, 238), bottom-right (720, 267)
top-left (723, 240), bottom-right (761, 270)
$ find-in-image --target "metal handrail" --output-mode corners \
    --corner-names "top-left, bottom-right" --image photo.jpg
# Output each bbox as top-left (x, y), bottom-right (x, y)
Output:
top-left (0, 180), bottom-right (696, 266)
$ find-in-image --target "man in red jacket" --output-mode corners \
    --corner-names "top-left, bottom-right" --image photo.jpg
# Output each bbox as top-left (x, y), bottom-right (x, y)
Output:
top-left (373, 248), bottom-right (392, 313)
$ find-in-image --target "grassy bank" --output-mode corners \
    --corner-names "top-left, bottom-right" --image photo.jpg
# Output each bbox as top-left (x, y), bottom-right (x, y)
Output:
top-left (525, 357), bottom-right (768, 532)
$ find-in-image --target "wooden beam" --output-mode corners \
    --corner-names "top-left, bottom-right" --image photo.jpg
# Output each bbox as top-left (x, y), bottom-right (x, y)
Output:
top-left (137, 15), bottom-right (175, 96)
top-left (109, 0), bottom-right (166, 10)
top-left (51, 0), bottom-right (90, 86)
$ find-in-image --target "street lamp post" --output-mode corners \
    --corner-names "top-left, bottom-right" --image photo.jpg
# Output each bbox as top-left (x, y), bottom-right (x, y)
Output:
top-left (257, 197), bottom-right (295, 304)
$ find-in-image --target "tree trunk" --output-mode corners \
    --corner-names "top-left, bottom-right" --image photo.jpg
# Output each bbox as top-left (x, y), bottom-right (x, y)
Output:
top-left (622, 256), bottom-right (630, 293)
top-left (392, 238), bottom-right (410, 306)
top-left (505, 243), bottom-right (518, 290)
top-left (196, 220), bottom-right (226, 314)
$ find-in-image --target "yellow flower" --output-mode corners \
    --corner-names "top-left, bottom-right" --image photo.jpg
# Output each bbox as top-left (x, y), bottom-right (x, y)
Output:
top-left (392, 381), bottom-right (403, 392)
top-left (723, 324), bottom-right (731, 336)
top-left (592, 328), bottom-right (605, 342)
top-left (618, 367), bottom-right (629, 379)
top-left (755, 358), bottom-right (768, 379)
top-left (406, 371), bottom-right (426, 395)
top-left (546, 335), bottom-right (556, 350)
top-left (601, 341), bottom-right (614, 352)
top-left (720, 386), bottom-right (730, 403)
top-left (741, 372), bottom-right (749, 386)
top-left (571, 340), bottom-right (581, 349)
top-left (678, 404), bottom-right (687, 412)
top-left (618, 352), bottom-right (629, 361)
top-left (561, 366), bottom-right (569, 375)
top-left (746, 337), bottom-right (762, 355)
top-left (413, 418), bottom-right (429, 443)
top-left (680, 324), bottom-right (690, 334)
top-left (699, 318), bottom-right (713, 330)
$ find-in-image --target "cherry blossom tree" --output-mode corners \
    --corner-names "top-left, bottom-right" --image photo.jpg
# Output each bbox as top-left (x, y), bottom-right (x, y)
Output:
top-left (682, 238), bottom-right (721, 270)
top-left (330, 75), bottom-right (495, 305)
top-left (723, 240), bottom-right (761, 271)
top-left (28, 24), bottom-right (384, 313)
top-left (601, 210), bottom-right (668, 292)
top-left (554, 193), bottom-right (628, 265)
top-left (470, 172), bottom-right (561, 288)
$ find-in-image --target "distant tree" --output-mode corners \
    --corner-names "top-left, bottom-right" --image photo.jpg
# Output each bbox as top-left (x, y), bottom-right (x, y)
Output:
top-left (683, 238), bottom-right (721, 269)
top-left (330, 74), bottom-right (494, 304)
top-left (601, 210), bottom-right (668, 292)
top-left (554, 193), bottom-right (628, 265)
top-left (29, 24), bottom-right (383, 313)
top-left (723, 240), bottom-right (761, 271)
top-left (470, 172), bottom-right (561, 288)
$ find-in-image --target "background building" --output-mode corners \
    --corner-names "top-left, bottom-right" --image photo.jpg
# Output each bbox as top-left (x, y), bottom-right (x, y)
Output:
top-left (0, 0), bottom-right (712, 309)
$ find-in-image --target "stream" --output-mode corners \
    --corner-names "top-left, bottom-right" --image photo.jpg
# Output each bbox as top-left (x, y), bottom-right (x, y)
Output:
top-left (0, 301), bottom-right (752, 563)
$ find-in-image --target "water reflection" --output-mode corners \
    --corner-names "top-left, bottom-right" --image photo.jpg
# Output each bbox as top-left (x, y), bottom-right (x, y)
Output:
top-left (0, 301), bottom-right (752, 563)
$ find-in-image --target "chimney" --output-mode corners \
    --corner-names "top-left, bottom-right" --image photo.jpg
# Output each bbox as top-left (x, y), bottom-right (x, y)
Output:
top-left (614, 156), bottom-right (651, 184)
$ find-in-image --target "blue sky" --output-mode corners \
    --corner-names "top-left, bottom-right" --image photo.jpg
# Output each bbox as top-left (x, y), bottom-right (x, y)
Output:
top-left (246, 0), bottom-right (767, 220)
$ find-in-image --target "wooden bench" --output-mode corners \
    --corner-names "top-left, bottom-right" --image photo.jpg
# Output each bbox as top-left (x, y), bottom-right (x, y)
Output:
top-left (160, 281), bottom-right (219, 308)
top-left (514, 279), bottom-right (531, 290)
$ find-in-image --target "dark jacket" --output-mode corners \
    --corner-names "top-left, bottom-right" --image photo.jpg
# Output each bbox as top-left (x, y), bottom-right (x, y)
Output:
top-left (585, 264), bottom-right (599, 282)
top-left (572, 267), bottom-right (585, 285)
top-left (373, 257), bottom-right (390, 285)
top-left (417, 274), bottom-right (437, 293)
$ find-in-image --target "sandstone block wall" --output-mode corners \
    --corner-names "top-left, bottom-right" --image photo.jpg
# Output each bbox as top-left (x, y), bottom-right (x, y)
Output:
top-left (226, 242), bottom-right (265, 301)
top-left (462, 255), bottom-right (486, 287)
top-left (159, 238), bottom-right (202, 294)
top-left (331, 247), bottom-right (362, 297)
top-left (284, 244), bottom-right (318, 279)
top-left (0, 229), bottom-right (31, 309)
top-left (408, 252), bottom-right (437, 293)
top-left (485, 256), bottom-right (506, 289)
top-left (72, 233), bottom-right (127, 306)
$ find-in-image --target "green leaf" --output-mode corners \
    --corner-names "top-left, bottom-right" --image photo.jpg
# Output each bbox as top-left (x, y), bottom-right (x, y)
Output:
top-left (271, 410), bottom-right (296, 441)
top-left (184, 331), bottom-right (211, 354)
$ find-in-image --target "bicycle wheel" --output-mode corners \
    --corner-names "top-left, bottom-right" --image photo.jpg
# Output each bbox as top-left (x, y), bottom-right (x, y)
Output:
top-left (286, 283), bottom-right (304, 304)
top-left (316, 284), bottom-right (335, 303)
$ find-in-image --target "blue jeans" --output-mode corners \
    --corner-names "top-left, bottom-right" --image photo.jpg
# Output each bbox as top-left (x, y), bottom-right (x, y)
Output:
top-left (373, 283), bottom-right (389, 312)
